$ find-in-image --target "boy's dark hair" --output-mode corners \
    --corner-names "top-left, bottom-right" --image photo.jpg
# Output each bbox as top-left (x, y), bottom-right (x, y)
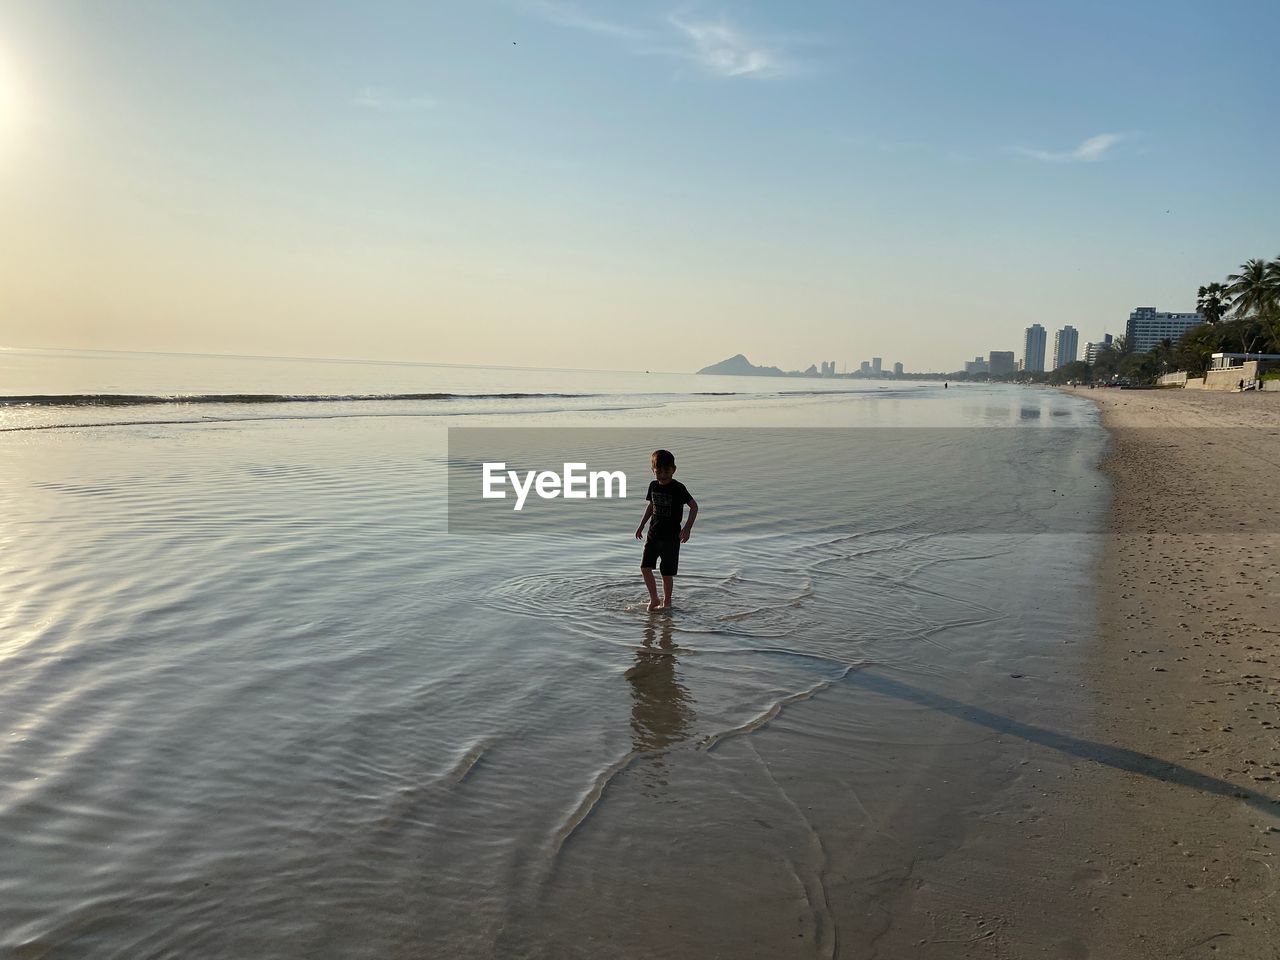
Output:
top-left (650, 449), bottom-right (675, 470)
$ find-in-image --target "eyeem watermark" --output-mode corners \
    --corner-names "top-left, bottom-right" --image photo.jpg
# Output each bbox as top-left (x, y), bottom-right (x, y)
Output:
top-left (482, 462), bottom-right (627, 511)
top-left (448, 426), bottom-right (1123, 537)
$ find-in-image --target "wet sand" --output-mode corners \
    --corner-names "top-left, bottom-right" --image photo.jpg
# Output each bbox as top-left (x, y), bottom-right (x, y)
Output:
top-left (1064, 388), bottom-right (1280, 957)
top-left (855, 390), bottom-right (1280, 958)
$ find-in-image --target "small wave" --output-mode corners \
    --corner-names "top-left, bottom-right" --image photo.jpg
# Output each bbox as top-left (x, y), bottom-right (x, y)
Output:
top-left (550, 749), bottom-right (643, 857)
top-left (482, 571), bottom-right (819, 640)
top-left (0, 391), bottom-right (599, 408)
top-left (699, 662), bottom-right (866, 752)
top-left (372, 737), bottom-right (496, 833)
top-left (0, 403), bottom-right (659, 432)
top-left (770, 389), bottom-right (883, 396)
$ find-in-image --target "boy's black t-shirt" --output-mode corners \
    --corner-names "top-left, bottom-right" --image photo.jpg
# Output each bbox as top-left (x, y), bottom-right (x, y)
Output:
top-left (645, 479), bottom-right (692, 538)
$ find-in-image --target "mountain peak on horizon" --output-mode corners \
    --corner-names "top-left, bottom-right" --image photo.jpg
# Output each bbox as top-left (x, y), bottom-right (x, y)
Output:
top-left (696, 354), bottom-right (785, 376)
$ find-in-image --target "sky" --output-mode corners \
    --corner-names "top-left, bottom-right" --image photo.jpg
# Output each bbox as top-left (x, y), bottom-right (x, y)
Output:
top-left (0, 0), bottom-right (1277, 373)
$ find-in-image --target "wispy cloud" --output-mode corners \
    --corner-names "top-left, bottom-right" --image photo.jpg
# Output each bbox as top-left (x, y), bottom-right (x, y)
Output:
top-left (1017, 132), bottom-right (1128, 163)
top-left (517, 2), bottom-right (791, 80)
top-left (352, 87), bottom-right (436, 113)
top-left (519, 0), bottom-right (637, 38)
top-left (668, 15), bottom-right (786, 78)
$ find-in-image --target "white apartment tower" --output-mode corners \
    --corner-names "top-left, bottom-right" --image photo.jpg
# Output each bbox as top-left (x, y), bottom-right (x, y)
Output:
top-left (1125, 307), bottom-right (1204, 354)
top-left (1052, 326), bottom-right (1079, 370)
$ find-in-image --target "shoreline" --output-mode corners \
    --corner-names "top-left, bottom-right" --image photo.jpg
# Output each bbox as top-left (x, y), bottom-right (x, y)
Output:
top-left (1068, 387), bottom-right (1280, 955)
top-left (868, 389), bottom-right (1280, 957)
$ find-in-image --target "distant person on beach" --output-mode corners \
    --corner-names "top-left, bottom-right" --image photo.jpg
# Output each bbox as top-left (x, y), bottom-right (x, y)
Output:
top-left (634, 449), bottom-right (698, 611)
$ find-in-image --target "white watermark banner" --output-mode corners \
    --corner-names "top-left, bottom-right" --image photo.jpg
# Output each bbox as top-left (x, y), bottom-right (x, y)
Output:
top-left (446, 427), bottom-right (1118, 536)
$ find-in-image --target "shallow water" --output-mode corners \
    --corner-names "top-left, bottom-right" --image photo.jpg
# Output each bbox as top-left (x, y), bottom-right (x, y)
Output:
top-left (0, 350), bottom-right (1106, 957)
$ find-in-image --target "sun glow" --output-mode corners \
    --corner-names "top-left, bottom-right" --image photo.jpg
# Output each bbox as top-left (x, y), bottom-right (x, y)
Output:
top-left (0, 44), bottom-right (26, 135)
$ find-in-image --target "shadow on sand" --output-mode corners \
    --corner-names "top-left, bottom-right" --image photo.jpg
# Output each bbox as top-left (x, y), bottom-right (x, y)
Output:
top-left (851, 670), bottom-right (1280, 817)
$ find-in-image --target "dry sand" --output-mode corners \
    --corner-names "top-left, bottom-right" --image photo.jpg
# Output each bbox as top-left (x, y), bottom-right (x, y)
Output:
top-left (1065, 387), bottom-right (1280, 957)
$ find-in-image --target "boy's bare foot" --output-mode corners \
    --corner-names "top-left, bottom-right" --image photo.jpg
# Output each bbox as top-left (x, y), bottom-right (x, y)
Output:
top-left (647, 599), bottom-right (664, 611)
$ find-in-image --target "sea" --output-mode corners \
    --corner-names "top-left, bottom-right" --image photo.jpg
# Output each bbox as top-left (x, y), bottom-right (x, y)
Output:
top-left (0, 348), bottom-right (1108, 958)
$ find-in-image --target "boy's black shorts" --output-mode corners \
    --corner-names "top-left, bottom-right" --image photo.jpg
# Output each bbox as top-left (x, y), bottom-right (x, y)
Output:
top-left (641, 535), bottom-right (680, 576)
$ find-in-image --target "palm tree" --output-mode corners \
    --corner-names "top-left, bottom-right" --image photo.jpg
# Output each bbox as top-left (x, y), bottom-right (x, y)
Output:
top-left (1225, 257), bottom-right (1280, 321)
top-left (1269, 256), bottom-right (1280, 352)
top-left (1195, 282), bottom-right (1232, 324)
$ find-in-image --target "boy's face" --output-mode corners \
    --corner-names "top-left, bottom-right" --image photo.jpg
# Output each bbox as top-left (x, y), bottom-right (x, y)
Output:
top-left (652, 463), bottom-right (676, 484)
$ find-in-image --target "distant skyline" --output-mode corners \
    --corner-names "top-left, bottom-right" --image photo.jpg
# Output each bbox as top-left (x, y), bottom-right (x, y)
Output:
top-left (1, 1), bottom-right (1277, 372)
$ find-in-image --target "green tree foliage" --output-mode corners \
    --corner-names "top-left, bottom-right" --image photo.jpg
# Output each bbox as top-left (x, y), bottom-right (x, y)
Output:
top-left (1107, 256), bottom-right (1280, 384)
top-left (1118, 350), bottom-right (1161, 383)
top-left (1151, 337), bottom-right (1177, 373)
top-left (1091, 344), bottom-right (1120, 381)
top-left (1195, 282), bottom-right (1232, 324)
top-left (1173, 323), bottom-right (1222, 374)
top-left (1046, 360), bottom-right (1092, 384)
top-left (1226, 257), bottom-right (1280, 321)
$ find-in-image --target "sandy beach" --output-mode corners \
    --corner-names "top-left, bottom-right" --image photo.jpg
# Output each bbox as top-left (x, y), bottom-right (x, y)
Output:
top-left (1069, 388), bottom-right (1280, 957)
top-left (861, 389), bottom-right (1280, 959)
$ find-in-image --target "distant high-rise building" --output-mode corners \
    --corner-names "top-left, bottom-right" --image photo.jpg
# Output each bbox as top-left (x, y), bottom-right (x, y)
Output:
top-left (872, 357), bottom-right (882, 374)
top-left (964, 355), bottom-right (988, 375)
top-left (829, 359), bottom-right (836, 376)
top-left (1084, 334), bottom-right (1114, 364)
top-left (988, 351), bottom-right (1016, 376)
top-left (1125, 307), bottom-right (1204, 354)
top-left (1052, 326), bottom-right (1079, 370)
top-left (820, 361), bottom-right (830, 376)
top-left (859, 361), bottom-right (871, 375)
top-left (893, 361), bottom-right (904, 376)
top-left (1023, 324), bottom-right (1047, 373)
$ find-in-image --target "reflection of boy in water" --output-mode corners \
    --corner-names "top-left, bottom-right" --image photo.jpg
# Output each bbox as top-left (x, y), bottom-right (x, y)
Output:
top-left (626, 617), bottom-right (694, 758)
top-left (634, 449), bottom-right (699, 611)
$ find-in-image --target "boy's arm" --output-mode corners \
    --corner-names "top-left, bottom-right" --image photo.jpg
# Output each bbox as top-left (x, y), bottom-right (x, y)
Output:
top-left (680, 498), bottom-right (699, 542)
top-left (635, 502), bottom-right (653, 539)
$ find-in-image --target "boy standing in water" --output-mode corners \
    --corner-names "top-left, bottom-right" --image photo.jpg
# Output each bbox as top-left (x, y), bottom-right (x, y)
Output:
top-left (634, 449), bottom-right (698, 611)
